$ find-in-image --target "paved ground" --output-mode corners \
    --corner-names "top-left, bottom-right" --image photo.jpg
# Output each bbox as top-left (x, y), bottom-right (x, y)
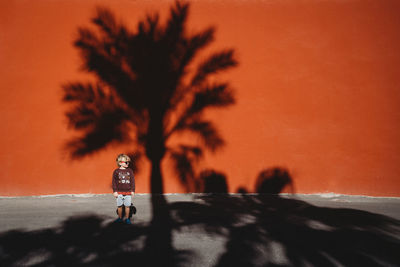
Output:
top-left (1, 194), bottom-right (399, 266)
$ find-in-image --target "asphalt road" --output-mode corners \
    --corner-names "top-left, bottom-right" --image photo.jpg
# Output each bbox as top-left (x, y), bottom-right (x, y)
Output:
top-left (1, 194), bottom-right (399, 266)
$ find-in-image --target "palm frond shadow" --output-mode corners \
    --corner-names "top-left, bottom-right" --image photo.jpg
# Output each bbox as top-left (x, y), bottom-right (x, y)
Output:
top-left (0, 215), bottom-right (191, 267)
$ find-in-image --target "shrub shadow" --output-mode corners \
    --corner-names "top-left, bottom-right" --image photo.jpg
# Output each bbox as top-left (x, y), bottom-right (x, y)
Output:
top-left (170, 194), bottom-right (400, 267)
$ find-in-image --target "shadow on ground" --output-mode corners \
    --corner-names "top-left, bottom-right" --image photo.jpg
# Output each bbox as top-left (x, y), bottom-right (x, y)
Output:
top-left (1, 195), bottom-right (399, 266)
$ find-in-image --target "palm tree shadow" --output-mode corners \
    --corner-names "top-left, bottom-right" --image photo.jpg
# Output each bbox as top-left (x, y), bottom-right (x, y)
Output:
top-left (62, 0), bottom-right (238, 194)
top-left (62, 1), bottom-right (238, 264)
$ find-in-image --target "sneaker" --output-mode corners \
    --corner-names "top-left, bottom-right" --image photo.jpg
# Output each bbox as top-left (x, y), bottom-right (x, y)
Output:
top-left (124, 218), bottom-right (132, 225)
top-left (114, 218), bottom-right (123, 223)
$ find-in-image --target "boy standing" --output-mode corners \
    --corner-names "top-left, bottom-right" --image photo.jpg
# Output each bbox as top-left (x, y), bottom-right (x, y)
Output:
top-left (112, 154), bottom-right (135, 224)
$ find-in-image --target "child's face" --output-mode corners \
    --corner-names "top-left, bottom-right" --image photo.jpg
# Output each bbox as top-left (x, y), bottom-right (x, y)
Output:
top-left (119, 159), bottom-right (129, 168)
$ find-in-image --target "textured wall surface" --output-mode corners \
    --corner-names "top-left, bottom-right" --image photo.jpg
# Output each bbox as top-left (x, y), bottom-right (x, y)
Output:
top-left (1, 0), bottom-right (399, 196)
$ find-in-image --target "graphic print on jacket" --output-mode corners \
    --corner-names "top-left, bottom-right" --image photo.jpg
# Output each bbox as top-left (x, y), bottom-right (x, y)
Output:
top-left (112, 168), bottom-right (135, 193)
top-left (118, 171), bottom-right (131, 184)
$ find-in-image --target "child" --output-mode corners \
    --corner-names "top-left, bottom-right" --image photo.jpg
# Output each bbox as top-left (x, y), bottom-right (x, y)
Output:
top-left (112, 154), bottom-right (135, 224)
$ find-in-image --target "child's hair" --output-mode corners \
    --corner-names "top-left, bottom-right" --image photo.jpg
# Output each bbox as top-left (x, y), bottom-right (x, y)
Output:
top-left (116, 154), bottom-right (131, 167)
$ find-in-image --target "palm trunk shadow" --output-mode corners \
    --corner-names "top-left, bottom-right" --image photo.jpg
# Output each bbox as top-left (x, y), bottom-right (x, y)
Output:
top-left (144, 158), bottom-right (190, 266)
top-left (145, 195), bottom-right (175, 265)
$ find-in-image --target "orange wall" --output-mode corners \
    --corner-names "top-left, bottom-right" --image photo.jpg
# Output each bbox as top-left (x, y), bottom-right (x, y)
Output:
top-left (1, 0), bottom-right (400, 196)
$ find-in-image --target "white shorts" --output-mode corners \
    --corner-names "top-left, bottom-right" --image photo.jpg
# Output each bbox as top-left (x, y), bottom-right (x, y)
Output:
top-left (116, 194), bottom-right (132, 207)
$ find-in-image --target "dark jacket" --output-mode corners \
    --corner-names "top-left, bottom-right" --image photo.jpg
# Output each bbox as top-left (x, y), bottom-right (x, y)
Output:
top-left (112, 168), bottom-right (135, 193)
